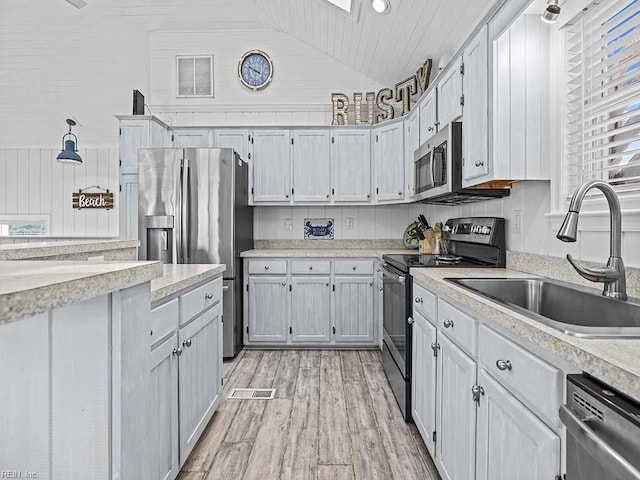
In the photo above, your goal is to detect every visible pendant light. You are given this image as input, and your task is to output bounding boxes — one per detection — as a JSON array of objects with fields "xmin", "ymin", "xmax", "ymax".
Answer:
[
  {"xmin": 56, "ymin": 118, "xmax": 82, "ymax": 165},
  {"xmin": 541, "ymin": 0, "xmax": 561, "ymax": 23}
]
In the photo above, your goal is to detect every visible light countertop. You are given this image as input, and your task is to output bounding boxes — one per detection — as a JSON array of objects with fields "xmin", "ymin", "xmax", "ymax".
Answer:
[
  {"xmin": 0, "ymin": 260, "xmax": 162, "ymax": 326},
  {"xmin": 0, "ymin": 240, "xmax": 139, "ymax": 260},
  {"xmin": 150, "ymin": 264, "xmax": 226, "ymax": 303},
  {"xmin": 411, "ymin": 267, "xmax": 640, "ymax": 401},
  {"xmin": 241, "ymin": 248, "xmax": 415, "ymax": 259}
]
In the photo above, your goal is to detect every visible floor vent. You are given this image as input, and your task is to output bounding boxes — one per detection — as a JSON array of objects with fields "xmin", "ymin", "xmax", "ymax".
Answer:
[{"xmin": 228, "ymin": 388, "xmax": 276, "ymax": 400}]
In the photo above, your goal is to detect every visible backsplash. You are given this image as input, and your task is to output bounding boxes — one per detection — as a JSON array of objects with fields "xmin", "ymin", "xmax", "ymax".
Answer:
[{"xmin": 254, "ymin": 181, "xmax": 640, "ymax": 268}]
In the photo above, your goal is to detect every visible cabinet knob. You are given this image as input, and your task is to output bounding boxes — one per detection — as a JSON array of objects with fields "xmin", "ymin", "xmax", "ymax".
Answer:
[
  {"xmin": 183, "ymin": 339, "xmax": 192, "ymax": 348},
  {"xmin": 205, "ymin": 293, "xmax": 213, "ymax": 300},
  {"xmin": 398, "ymin": 191, "xmax": 402, "ymax": 196},
  {"xmin": 475, "ymin": 160, "xmax": 484, "ymax": 167},
  {"xmin": 407, "ymin": 317, "xmax": 415, "ymax": 325},
  {"xmin": 264, "ymin": 265, "xmax": 269, "ymax": 270},
  {"xmin": 415, "ymin": 297, "xmax": 423, "ymax": 304},
  {"xmin": 443, "ymin": 319, "xmax": 454, "ymax": 328},
  {"xmin": 285, "ymin": 194, "xmax": 290, "ymax": 198},
  {"xmin": 173, "ymin": 347, "xmax": 182, "ymax": 357},
  {"xmin": 281, "ymin": 282, "xmax": 286, "ymax": 286},
  {"xmin": 428, "ymin": 126, "xmax": 434, "ymax": 132},
  {"xmin": 326, "ymin": 194, "xmax": 330, "ymax": 198},
  {"xmin": 367, "ymin": 194, "xmax": 371, "ymax": 198},
  {"xmin": 496, "ymin": 359, "xmax": 512, "ymax": 371},
  {"xmin": 379, "ymin": 287, "xmax": 383, "ymax": 291},
  {"xmin": 309, "ymin": 266, "xmax": 313, "ymax": 270},
  {"xmin": 352, "ymin": 266, "xmax": 357, "ymax": 271}
]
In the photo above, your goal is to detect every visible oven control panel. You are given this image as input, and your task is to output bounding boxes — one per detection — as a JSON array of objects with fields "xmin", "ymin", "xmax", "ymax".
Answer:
[{"xmin": 443, "ymin": 217, "xmax": 504, "ymax": 246}]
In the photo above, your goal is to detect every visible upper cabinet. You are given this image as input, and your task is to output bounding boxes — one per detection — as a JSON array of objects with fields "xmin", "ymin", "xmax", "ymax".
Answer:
[
  {"xmin": 171, "ymin": 129, "xmax": 212, "ymax": 148},
  {"xmin": 292, "ymin": 130, "xmax": 331, "ymax": 202},
  {"xmin": 213, "ymin": 129, "xmax": 251, "ymax": 163},
  {"xmin": 419, "ymin": 89, "xmax": 438, "ymax": 146},
  {"xmin": 252, "ymin": 130, "xmax": 292, "ymax": 203},
  {"xmin": 462, "ymin": 26, "xmax": 490, "ymax": 182},
  {"xmin": 437, "ymin": 56, "xmax": 464, "ymax": 126},
  {"xmin": 119, "ymin": 116, "xmax": 171, "ymax": 174},
  {"xmin": 405, "ymin": 110, "xmax": 420, "ymax": 198},
  {"xmin": 331, "ymin": 129, "xmax": 372, "ymax": 202},
  {"xmin": 373, "ymin": 121, "xmax": 405, "ymax": 202}
]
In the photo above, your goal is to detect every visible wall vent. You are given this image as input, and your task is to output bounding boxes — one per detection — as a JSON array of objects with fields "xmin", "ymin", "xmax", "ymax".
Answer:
[{"xmin": 228, "ymin": 388, "xmax": 276, "ymax": 400}]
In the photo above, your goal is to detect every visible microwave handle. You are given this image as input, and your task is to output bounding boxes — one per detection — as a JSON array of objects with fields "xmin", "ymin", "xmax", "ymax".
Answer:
[{"xmin": 431, "ymin": 152, "xmax": 436, "ymax": 187}]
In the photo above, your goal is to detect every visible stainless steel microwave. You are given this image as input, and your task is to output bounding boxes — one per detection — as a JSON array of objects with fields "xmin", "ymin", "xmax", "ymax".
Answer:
[{"xmin": 413, "ymin": 121, "xmax": 510, "ymax": 204}]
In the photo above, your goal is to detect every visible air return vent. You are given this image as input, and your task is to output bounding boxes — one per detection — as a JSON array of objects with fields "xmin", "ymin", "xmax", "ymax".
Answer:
[
  {"xmin": 228, "ymin": 388, "xmax": 276, "ymax": 400},
  {"xmin": 573, "ymin": 392, "xmax": 604, "ymax": 420}
]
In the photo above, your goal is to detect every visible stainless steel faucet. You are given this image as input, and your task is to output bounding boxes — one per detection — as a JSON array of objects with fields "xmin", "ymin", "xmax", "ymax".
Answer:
[{"xmin": 557, "ymin": 180, "xmax": 627, "ymax": 300}]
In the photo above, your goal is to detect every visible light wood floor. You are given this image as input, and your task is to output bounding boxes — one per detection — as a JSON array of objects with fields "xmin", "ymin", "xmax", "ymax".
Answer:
[{"xmin": 179, "ymin": 349, "xmax": 440, "ymax": 480}]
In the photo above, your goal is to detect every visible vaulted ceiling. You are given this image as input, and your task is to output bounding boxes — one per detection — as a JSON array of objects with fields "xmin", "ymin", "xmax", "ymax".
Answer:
[{"xmin": 82, "ymin": 0, "xmax": 498, "ymax": 85}]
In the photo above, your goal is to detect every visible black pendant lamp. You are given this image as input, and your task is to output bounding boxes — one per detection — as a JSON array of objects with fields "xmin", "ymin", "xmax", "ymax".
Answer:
[{"xmin": 56, "ymin": 118, "xmax": 82, "ymax": 164}]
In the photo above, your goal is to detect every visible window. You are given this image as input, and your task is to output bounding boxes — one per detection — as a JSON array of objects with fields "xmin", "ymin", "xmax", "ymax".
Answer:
[
  {"xmin": 0, "ymin": 215, "xmax": 50, "ymax": 237},
  {"xmin": 176, "ymin": 55, "xmax": 214, "ymax": 98},
  {"xmin": 565, "ymin": 0, "xmax": 640, "ymax": 197}
]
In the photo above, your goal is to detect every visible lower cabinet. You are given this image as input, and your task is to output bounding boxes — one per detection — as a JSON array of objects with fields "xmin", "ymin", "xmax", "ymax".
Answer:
[
  {"xmin": 334, "ymin": 276, "xmax": 375, "ymax": 343},
  {"xmin": 291, "ymin": 276, "xmax": 332, "ymax": 343},
  {"xmin": 247, "ymin": 276, "xmax": 289, "ymax": 343},
  {"xmin": 437, "ymin": 333, "xmax": 477, "ymax": 480},
  {"xmin": 411, "ymin": 310, "xmax": 437, "ymax": 456},
  {"xmin": 476, "ymin": 369, "xmax": 560, "ymax": 480}
]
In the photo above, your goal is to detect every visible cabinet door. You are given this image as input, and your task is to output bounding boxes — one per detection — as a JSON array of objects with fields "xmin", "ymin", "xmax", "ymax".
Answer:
[
  {"xmin": 171, "ymin": 129, "xmax": 211, "ymax": 147},
  {"xmin": 331, "ymin": 129, "xmax": 372, "ymax": 202},
  {"xmin": 290, "ymin": 276, "xmax": 331, "ymax": 343},
  {"xmin": 412, "ymin": 311, "xmax": 437, "ymax": 457},
  {"xmin": 476, "ymin": 369, "xmax": 561, "ymax": 480},
  {"xmin": 437, "ymin": 333, "xmax": 477, "ymax": 480},
  {"xmin": 462, "ymin": 25, "xmax": 489, "ymax": 182},
  {"xmin": 247, "ymin": 276, "xmax": 289, "ymax": 343},
  {"xmin": 419, "ymin": 89, "xmax": 438, "ymax": 145},
  {"xmin": 120, "ymin": 173, "xmax": 139, "ymax": 241},
  {"xmin": 120, "ymin": 119, "xmax": 150, "ymax": 174},
  {"xmin": 252, "ymin": 130, "xmax": 291, "ymax": 202},
  {"xmin": 405, "ymin": 112, "xmax": 420, "ymax": 198},
  {"xmin": 213, "ymin": 129, "xmax": 251, "ymax": 163},
  {"xmin": 149, "ymin": 333, "xmax": 179, "ymax": 480},
  {"xmin": 373, "ymin": 122, "xmax": 405, "ymax": 202},
  {"xmin": 437, "ymin": 56, "xmax": 463, "ymax": 125},
  {"xmin": 292, "ymin": 130, "xmax": 331, "ymax": 202},
  {"xmin": 178, "ymin": 304, "xmax": 222, "ymax": 464},
  {"xmin": 334, "ymin": 276, "xmax": 375, "ymax": 343}
]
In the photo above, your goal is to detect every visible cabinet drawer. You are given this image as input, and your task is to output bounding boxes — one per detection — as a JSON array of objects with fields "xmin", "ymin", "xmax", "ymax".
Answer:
[
  {"xmin": 413, "ymin": 283, "xmax": 437, "ymax": 323},
  {"xmin": 291, "ymin": 260, "xmax": 331, "ymax": 275},
  {"xmin": 438, "ymin": 299, "xmax": 477, "ymax": 357},
  {"xmin": 248, "ymin": 260, "xmax": 287, "ymax": 275},
  {"xmin": 150, "ymin": 298, "xmax": 179, "ymax": 347},
  {"xmin": 480, "ymin": 326, "xmax": 562, "ymax": 427},
  {"xmin": 335, "ymin": 260, "xmax": 374, "ymax": 275},
  {"xmin": 180, "ymin": 277, "xmax": 222, "ymax": 325}
]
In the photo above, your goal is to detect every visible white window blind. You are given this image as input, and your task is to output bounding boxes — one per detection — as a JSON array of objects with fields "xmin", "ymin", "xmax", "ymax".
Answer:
[
  {"xmin": 565, "ymin": 0, "xmax": 640, "ymax": 197},
  {"xmin": 176, "ymin": 55, "xmax": 213, "ymax": 98}
]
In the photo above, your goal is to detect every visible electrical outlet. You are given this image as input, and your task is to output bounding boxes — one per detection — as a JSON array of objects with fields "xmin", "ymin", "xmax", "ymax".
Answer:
[
  {"xmin": 284, "ymin": 218, "xmax": 293, "ymax": 231},
  {"xmin": 346, "ymin": 217, "xmax": 355, "ymax": 230},
  {"xmin": 513, "ymin": 210, "xmax": 522, "ymax": 234}
]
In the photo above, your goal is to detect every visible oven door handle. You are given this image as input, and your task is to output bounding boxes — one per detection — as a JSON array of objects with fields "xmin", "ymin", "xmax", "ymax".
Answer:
[
  {"xmin": 560, "ymin": 405, "xmax": 640, "ymax": 480},
  {"xmin": 382, "ymin": 267, "xmax": 405, "ymax": 284}
]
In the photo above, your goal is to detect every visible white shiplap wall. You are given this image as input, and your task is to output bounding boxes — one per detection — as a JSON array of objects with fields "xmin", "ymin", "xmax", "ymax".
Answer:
[
  {"xmin": 0, "ymin": 149, "xmax": 119, "ymax": 239},
  {"xmin": 255, "ymin": 182, "xmax": 640, "ymax": 268},
  {"xmin": 148, "ymin": 29, "xmax": 386, "ymax": 126}
]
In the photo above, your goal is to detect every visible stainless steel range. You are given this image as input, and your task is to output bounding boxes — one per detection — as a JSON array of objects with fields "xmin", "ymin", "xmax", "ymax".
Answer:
[{"xmin": 380, "ymin": 217, "xmax": 506, "ymax": 421}]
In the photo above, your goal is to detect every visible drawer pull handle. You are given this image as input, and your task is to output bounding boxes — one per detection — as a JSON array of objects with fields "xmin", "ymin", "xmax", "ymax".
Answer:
[
  {"xmin": 309, "ymin": 266, "xmax": 313, "ymax": 270},
  {"xmin": 183, "ymin": 339, "xmax": 192, "ymax": 348},
  {"xmin": 496, "ymin": 359, "xmax": 512, "ymax": 371},
  {"xmin": 352, "ymin": 266, "xmax": 357, "ymax": 271},
  {"xmin": 443, "ymin": 319, "xmax": 454, "ymax": 328},
  {"xmin": 415, "ymin": 297, "xmax": 423, "ymax": 304},
  {"xmin": 264, "ymin": 265, "xmax": 270, "ymax": 270},
  {"xmin": 173, "ymin": 347, "xmax": 182, "ymax": 357},
  {"xmin": 205, "ymin": 293, "xmax": 213, "ymax": 300}
]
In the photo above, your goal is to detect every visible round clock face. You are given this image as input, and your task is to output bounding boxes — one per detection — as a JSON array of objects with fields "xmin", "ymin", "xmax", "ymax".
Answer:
[{"xmin": 238, "ymin": 50, "xmax": 273, "ymax": 90}]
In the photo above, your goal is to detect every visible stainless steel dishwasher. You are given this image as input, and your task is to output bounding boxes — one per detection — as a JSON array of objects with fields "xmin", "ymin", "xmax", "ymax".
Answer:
[{"xmin": 561, "ymin": 374, "xmax": 640, "ymax": 479}]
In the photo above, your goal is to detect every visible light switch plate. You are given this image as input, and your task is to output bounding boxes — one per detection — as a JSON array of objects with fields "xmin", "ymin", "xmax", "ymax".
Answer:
[
  {"xmin": 284, "ymin": 218, "xmax": 293, "ymax": 231},
  {"xmin": 513, "ymin": 210, "xmax": 522, "ymax": 234},
  {"xmin": 346, "ymin": 217, "xmax": 355, "ymax": 230}
]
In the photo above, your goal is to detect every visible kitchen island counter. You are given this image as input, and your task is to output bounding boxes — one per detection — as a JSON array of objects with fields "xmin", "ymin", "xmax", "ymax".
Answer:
[
  {"xmin": 0, "ymin": 239, "xmax": 139, "ymax": 261},
  {"xmin": 412, "ymin": 267, "xmax": 640, "ymax": 401},
  {"xmin": 150, "ymin": 263, "xmax": 226, "ymax": 303}
]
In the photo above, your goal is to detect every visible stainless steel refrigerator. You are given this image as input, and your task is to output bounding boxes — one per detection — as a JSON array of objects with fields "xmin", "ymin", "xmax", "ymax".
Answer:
[{"xmin": 138, "ymin": 148, "xmax": 253, "ymax": 358}]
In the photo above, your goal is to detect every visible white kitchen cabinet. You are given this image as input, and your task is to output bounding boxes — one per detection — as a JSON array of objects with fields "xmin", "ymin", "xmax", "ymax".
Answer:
[
  {"xmin": 178, "ymin": 303, "xmax": 222, "ymax": 464},
  {"xmin": 437, "ymin": 332, "xmax": 477, "ymax": 480},
  {"xmin": 476, "ymin": 369, "xmax": 561, "ymax": 480},
  {"xmin": 331, "ymin": 128, "xmax": 372, "ymax": 202},
  {"xmin": 462, "ymin": 25, "xmax": 490, "ymax": 183},
  {"xmin": 405, "ymin": 110, "xmax": 420, "ymax": 198},
  {"xmin": 419, "ymin": 88, "xmax": 438, "ymax": 145},
  {"xmin": 252, "ymin": 129, "xmax": 291, "ymax": 203},
  {"xmin": 213, "ymin": 128, "xmax": 252, "ymax": 163},
  {"xmin": 247, "ymin": 275, "xmax": 289, "ymax": 343},
  {"xmin": 373, "ymin": 121, "xmax": 405, "ymax": 202},
  {"xmin": 411, "ymin": 310, "xmax": 437, "ymax": 456},
  {"xmin": 118, "ymin": 115, "xmax": 170, "ymax": 174},
  {"xmin": 171, "ymin": 129, "xmax": 212, "ymax": 148},
  {"xmin": 149, "ymin": 333, "xmax": 179, "ymax": 480},
  {"xmin": 292, "ymin": 130, "xmax": 331, "ymax": 202},
  {"xmin": 120, "ymin": 173, "xmax": 139, "ymax": 241},
  {"xmin": 333, "ymin": 276, "xmax": 375, "ymax": 343},
  {"xmin": 437, "ymin": 56, "xmax": 464, "ymax": 126},
  {"xmin": 290, "ymin": 276, "xmax": 332, "ymax": 342}
]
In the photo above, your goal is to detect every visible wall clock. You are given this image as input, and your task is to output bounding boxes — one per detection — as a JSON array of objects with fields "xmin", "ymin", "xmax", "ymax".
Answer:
[{"xmin": 238, "ymin": 50, "xmax": 273, "ymax": 91}]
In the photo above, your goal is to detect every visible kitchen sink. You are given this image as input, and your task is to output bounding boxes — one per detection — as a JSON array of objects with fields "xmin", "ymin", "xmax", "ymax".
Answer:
[{"xmin": 445, "ymin": 277, "xmax": 640, "ymax": 338}]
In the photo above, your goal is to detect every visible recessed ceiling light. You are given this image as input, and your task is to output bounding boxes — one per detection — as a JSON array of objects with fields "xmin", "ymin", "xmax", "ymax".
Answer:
[{"xmin": 372, "ymin": 0, "xmax": 391, "ymax": 14}]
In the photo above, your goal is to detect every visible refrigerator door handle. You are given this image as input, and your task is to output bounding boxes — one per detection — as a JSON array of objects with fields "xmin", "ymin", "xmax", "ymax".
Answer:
[
  {"xmin": 180, "ymin": 157, "xmax": 190, "ymax": 264},
  {"xmin": 175, "ymin": 158, "xmax": 184, "ymax": 263}
]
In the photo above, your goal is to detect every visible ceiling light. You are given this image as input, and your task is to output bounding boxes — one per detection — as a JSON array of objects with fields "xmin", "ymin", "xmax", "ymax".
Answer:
[
  {"xmin": 56, "ymin": 119, "xmax": 82, "ymax": 165},
  {"xmin": 371, "ymin": 0, "xmax": 390, "ymax": 14},
  {"xmin": 541, "ymin": 0, "xmax": 561, "ymax": 23}
]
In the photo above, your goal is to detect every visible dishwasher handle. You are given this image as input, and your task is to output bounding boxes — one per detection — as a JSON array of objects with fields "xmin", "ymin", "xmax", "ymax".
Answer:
[{"xmin": 560, "ymin": 405, "xmax": 640, "ymax": 480}]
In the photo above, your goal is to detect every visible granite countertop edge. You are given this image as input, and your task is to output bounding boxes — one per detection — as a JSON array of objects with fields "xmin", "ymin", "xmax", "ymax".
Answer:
[
  {"xmin": 240, "ymin": 248, "xmax": 416, "ymax": 258},
  {"xmin": 0, "ymin": 240, "xmax": 140, "ymax": 260},
  {"xmin": 150, "ymin": 264, "xmax": 227, "ymax": 303},
  {"xmin": 411, "ymin": 268, "xmax": 640, "ymax": 401}
]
